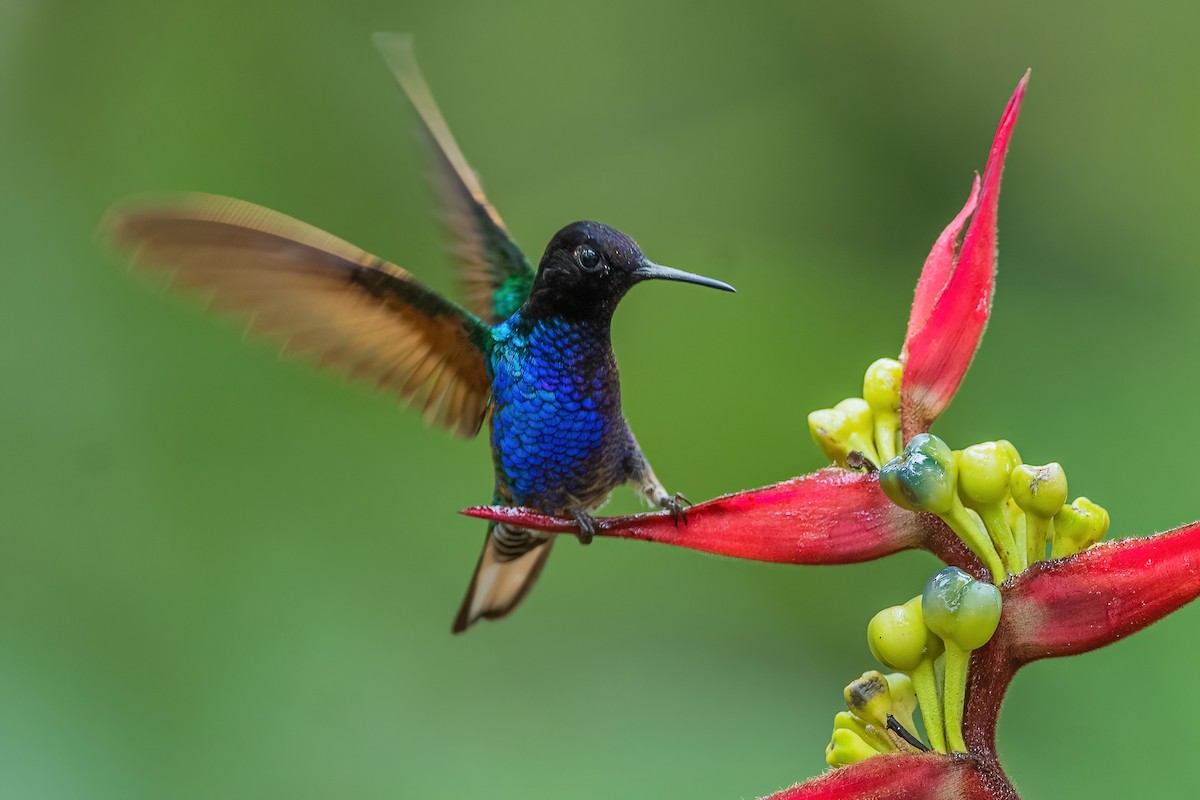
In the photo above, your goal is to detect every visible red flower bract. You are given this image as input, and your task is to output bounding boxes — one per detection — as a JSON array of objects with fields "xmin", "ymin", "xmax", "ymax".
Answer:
[
  {"xmin": 900, "ymin": 72, "xmax": 1027, "ymax": 439},
  {"xmin": 466, "ymin": 470, "xmax": 924, "ymax": 564},
  {"xmin": 761, "ymin": 753, "xmax": 1009, "ymax": 800},
  {"xmin": 1002, "ymin": 520, "xmax": 1200, "ymax": 662},
  {"xmin": 904, "ymin": 176, "xmax": 980, "ymax": 362}
]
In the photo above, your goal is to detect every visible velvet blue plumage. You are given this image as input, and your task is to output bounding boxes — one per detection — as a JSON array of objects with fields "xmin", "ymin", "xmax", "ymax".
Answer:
[{"xmin": 490, "ymin": 314, "xmax": 631, "ymax": 512}]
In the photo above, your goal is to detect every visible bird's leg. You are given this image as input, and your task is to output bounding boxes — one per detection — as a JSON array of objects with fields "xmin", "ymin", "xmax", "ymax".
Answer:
[
  {"xmin": 660, "ymin": 492, "xmax": 691, "ymax": 526},
  {"xmin": 571, "ymin": 509, "xmax": 598, "ymax": 545},
  {"xmin": 627, "ymin": 444, "xmax": 690, "ymax": 527}
]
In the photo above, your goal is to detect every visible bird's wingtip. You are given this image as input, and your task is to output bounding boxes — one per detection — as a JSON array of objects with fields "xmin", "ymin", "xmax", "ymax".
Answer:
[{"xmin": 371, "ymin": 31, "xmax": 415, "ymax": 62}]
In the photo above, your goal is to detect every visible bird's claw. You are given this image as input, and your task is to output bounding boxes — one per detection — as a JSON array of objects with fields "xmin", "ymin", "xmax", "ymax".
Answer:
[
  {"xmin": 662, "ymin": 492, "xmax": 692, "ymax": 527},
  {"xmin": 572, "ymin": 510, "xmax": 598, "ymax": 545}
]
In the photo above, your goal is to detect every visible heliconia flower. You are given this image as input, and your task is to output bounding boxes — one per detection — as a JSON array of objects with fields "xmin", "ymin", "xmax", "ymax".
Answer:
[{"xmin": 465, "ymin": 72, "xmax": 1200, "ymax": 798}]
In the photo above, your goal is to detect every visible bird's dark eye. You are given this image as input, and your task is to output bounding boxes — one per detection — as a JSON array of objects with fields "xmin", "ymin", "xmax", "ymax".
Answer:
[{"xmin": 575, "ymin": 245, "xmax": 601, "ymax": 271}]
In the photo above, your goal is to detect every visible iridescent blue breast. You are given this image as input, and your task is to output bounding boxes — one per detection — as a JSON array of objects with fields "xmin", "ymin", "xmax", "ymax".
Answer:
[{"xmin": 488, "ymin": 315, "xmax": 633, "ymax": 512}]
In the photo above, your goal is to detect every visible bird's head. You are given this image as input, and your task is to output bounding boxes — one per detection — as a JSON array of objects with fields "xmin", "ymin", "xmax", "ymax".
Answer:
[{"xmin": 524, "ymin": 221, "xmax": 734, "ymax": 320}]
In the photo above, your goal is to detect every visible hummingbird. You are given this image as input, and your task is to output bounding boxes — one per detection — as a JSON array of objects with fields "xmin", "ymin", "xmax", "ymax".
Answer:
[{"xmin": 105, "ymin": 34, "xmax": 735, "ymax": 632}]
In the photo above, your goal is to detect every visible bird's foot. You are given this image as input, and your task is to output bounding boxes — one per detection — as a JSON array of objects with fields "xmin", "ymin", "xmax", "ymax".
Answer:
[
  {"xmin": 571, "ymin": 509, "xmax": 598, "ymax": 545},
  {"xmin": 660, "ymin": 492, "xmax": 692, "ymax": 527}
]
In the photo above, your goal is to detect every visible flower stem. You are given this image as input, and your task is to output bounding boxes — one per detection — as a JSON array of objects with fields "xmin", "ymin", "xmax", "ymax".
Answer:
[
  {"xmin": 1025, "ymin": 513, "xmax": 1051, "ymax": 566},
  {"xmin": 1012, "ymin": 515, "xmax": 1028, "ymax": 571},
  {"xmin": 942, "ymin": 496, "xmax": 1007, "ymax": 583},
  {"xmin": 942, "ymin": 643, "xmax": 970, "ymax": 753},
  {"xmin": 910, "ymin": 658, "xmax": 946, "ymax": 753},
  {"xmin": 978, "ymin": 506, "xmax": 1020, "ymax": 575},
  {"xmin": 874, "ymin": 419, "xmax": 898, "ymax": 463}
]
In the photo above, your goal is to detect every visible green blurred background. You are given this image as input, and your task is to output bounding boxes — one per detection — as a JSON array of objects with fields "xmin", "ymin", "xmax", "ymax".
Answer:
[{"xmin": 3, "ymin": 2, "xmax": 1199, "ymax": 797}]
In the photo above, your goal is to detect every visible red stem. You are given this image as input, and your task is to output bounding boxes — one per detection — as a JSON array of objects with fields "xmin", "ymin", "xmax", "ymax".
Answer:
[
  {"xmin": 962, "ymin": 628, "xmax": 1019, "ymax": 768},
  {"xmin": 919, "ymin": 513, "xmax": 988, "ymax": 580}
]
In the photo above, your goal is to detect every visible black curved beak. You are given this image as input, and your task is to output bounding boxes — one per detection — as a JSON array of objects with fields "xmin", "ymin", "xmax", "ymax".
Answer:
[{"xmin": 633, "ymin": 259, "xmax": 736, "ymax": 293}]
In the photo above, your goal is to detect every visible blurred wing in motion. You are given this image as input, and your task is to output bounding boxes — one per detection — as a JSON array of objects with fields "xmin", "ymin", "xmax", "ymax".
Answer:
[
  {"xmin": 106, "ymin": 193, "xmax": 494, "ymax": 437},
  {"xmin": 374, "ymin": 32, "xmax": 535, "ymax": 324}
]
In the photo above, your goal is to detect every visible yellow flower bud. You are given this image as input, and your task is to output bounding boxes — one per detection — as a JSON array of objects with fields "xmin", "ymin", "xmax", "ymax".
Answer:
[
  {"xmin": 1051, "ymin": 497, "xmax": 1111, "ymax": 558},
  {"xmin": 959, "ymin": 442, "xmax": 1014, "ymax": 506},
  {"xmin": 865, "ymin": 596, "xmax": 946, "ymax": 752},
  {"xmin": 808, "ymin": 404, "xmax": 880, "ymax": 469},
  {"xmin": 996, "ymin": 439, "xmax": 1022, "ymax": 470},
  {"xmin": 834, "ymin": 397, "xmax": 881, "ymax": 466},
  {"xmin": 1010, "ymin": 462, "xmax": 1068, "ymax": 564},
  {"xmin": 957, "ymin": 442, "xmax": 1020, "ymax": 572},
  {"xmin": 826, "ymin": 727, "xmax": 879, "ymax": 768},
  {"xmin": 863, "ymin": 358, "xmax": 902, "ymax": 462},
  {"xmin": 867, "ymin": 600, "xmax": 930, "ymax": 673},
  {"xmin": 884, "ymin": 672, "xmax": 919, "ymax": 736},
  {"xmin": 1010, "ymin": 463, "xmax": 1068, "ymax": 519},
  {"xmin": 922, "ymin": 567, "xmax": 1003, "ymax": 752},
  {"xmin": 809, "ymin": 408, "xmax": 852, "ymax": 465},
  {"xmin": 833, "ymin": 711, "xmax": 892, "ymax": 753},
  {"xmin": 844, "ymin": 671, "xmax": 893, "ymax": 730}
]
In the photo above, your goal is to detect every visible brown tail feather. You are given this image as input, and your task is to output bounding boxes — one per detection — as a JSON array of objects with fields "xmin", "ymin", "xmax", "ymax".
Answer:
[{"xmin": 452, "ymin": 528, "xmax": 554, "ymax": 633}]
